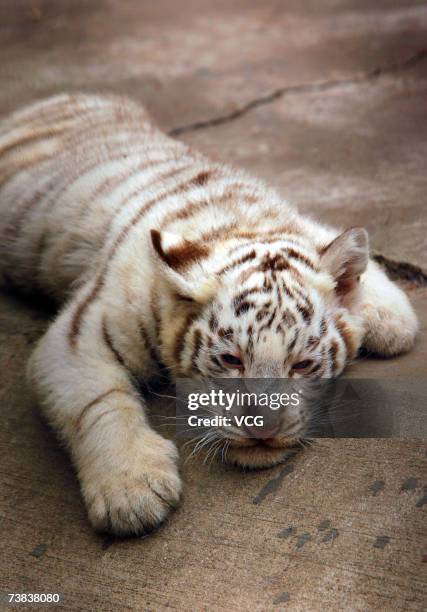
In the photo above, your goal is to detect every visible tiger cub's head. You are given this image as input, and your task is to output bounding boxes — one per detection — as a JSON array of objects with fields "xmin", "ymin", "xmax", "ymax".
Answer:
[{"xmin": 150, "ymin": 227, "xmax": 369, "ymax": 467}]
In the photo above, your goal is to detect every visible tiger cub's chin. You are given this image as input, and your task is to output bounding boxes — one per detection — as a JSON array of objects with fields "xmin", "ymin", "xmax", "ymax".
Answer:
[{"xmin": 225, "ymin": 438, "xmax": 300, "ymax": 469}]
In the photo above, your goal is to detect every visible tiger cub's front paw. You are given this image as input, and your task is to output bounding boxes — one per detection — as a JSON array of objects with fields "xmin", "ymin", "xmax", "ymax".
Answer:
[{"xmin": 80, "ymin": 434, "xmax": 181, "ymax": 536}]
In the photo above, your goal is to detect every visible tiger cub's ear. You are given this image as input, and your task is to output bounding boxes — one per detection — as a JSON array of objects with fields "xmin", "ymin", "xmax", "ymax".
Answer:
[
  {"xmin": 150, "ymin": 229, "xmax": 218, "ymax": 303},
  {"xmin": 320, "ymin": 228, "xmax": 369, "ymax": 297}
]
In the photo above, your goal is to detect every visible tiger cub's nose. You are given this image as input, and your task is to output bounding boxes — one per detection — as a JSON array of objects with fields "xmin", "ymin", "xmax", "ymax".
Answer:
[{"xmin": 244, "ymin": 420, "xmax": 281, "ymax": 440}]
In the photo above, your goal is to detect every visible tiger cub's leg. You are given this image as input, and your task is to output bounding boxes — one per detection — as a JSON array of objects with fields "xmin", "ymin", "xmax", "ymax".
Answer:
[
  {"xmin": 27, "ymin": 291, "xmax": 181, "ymax": 535},
  {"xmin": 359, "ymin": 261, "xmax": 418, "ymax": 356}
]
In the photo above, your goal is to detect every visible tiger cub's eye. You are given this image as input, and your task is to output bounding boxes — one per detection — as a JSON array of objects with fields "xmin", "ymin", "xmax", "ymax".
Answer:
[
  {"xmin": 292, "ymin": 359, "xmax": 313, "ymax": 371},
  {"xmin": 220, "ymin": 354, "xmax": 244, "ymax": 369}
]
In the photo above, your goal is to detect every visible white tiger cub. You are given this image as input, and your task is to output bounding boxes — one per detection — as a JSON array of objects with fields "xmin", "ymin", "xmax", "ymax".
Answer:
[{"xmin": 0, "ymin": 94, "xmax": 418, "ymax": 535}]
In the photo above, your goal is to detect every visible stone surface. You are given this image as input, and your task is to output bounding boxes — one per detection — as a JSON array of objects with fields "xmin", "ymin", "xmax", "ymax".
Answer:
[
  {"xmin": 1, "ymin": 1, "xmax": 427, "ymax": 129},
  {"xmin": 0, "ymin": 1, "xmax": 426, "ymax": 611}
]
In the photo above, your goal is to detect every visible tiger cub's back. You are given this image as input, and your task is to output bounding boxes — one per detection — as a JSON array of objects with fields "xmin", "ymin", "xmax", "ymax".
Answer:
[{"xmin": 0, "ymin": 93, "xmax": 173, "ymax": 299}]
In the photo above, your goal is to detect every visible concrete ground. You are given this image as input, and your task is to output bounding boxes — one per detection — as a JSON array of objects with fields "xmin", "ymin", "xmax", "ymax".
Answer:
[{"xmin": 0, "ymin": 1, "xmax": 426, "ymax": 610}]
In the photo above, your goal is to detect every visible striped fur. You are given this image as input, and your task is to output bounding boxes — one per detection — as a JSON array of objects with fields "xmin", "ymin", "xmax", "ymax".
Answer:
[{"xmin": 0, "ymin": 94, "xmax": 418, "ymax": 535}]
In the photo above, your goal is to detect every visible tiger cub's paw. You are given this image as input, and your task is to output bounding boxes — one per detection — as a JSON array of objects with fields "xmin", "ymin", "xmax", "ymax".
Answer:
[
  {"xmin": 81, "ymin": 434, "xmax": 181, "ymax": 536},
  {"xmin": 362, "ymin": 301, "xmax": 418, "ymax": 357}
]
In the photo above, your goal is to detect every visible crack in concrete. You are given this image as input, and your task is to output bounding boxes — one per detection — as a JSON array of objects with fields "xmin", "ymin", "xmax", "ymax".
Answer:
[
  {"xmin": 169, "ymin": 48, "xmax": 427, "ymax": 136},
  {"xmin": 373, "ymin": 253, "xmax": 427, "ymax": 287}
]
